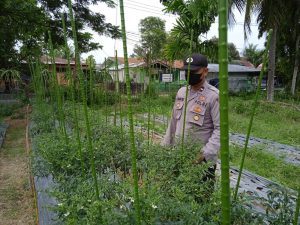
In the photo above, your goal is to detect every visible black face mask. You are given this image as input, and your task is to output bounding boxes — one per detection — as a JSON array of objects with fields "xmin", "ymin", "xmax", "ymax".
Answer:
[{"xmin": 186, "ymin": 73, "xmax": 203, "ymax": 85}]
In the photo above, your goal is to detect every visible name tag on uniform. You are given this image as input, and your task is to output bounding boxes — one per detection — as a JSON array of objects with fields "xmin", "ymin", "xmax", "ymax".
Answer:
[{"xmin": 194, "ymin": 100, "xmax": 207, "ymax": 107}]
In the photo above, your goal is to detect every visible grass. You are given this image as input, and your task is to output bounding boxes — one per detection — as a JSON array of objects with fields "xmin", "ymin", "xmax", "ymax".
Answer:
[
  {"xmin": 93, "ymin": 93, "xmax": 300, "ymax": 148},
  {"xmin": 229, "ymin": 96, "xmax": 300, "ymax": 147},
  {"xmin": 229, "ymin": 144, "xmax": 300, "ymax": 190}
]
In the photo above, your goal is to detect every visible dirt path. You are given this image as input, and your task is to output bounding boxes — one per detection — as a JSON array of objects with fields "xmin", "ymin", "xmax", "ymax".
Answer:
[{"xmin": 0, "ymin": 110, "xmax": 35, "ymax": 225}]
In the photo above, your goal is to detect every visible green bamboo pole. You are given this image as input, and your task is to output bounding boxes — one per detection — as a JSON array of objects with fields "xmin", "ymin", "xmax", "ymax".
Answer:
[
  {"xmin": 294, "ymin": 187, "xmax": 300, "ymax": 225},
  {"xmin": 48, "ymin": 31, "xmax": 68, "ymax": 145},
  {"xmin": 89, "ymin": 58, "xmax": 94, "ymax": 108},
  {"xmin": 61, "ymin": 13, "xmax": 84, "ymax": 175},
  {"xmin": 218, "ymin": 0, "xmax": 231, "ymax": 224},
  {"xmin": 233, "ymin": 29, "xmax": 273, "ymax": 201},
  {"xmin": 113, "ymin": 62, "xmax": 117, "ymax": 126},
  {"xmin": 103, "ymin": 58, "xmax": 108, "ymax": 126},
  {"xmin": 147, "ymin": 55, "xmax": 152, "ymax": 148},
  {"xmin": 119, "ymin": 0, "xmax": 142, "ymax": 224},
  {"xmin": 115, "ymin": 50, "xmax": 123, "ymax": 135},
  {"xmin": 181, "ymin": 30, "xmax": 193, "ymax": 154},
  {"xmin": 67, "ymin": 1, "xmax": 102, "ymax": 221}
]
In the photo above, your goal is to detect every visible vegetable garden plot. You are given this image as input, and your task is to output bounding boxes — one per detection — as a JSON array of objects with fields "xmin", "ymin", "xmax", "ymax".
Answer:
[
  {"xmin": 29, "ymin": 101, "xmax": 299, "ymax": 225},
  {"xmin": 23, "ymin": 0, "xmax": 299, "ymax": 223},
  {"xmin": 123, "ymin": 118, "xmax": 299, "ymax": 208},
  {"xmin": 137, "ymin": 113, "xmax": 300, "ymax": 166}
]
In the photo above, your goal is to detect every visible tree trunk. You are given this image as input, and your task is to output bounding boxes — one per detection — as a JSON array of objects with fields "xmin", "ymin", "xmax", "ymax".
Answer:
[
  {"xmin": 291, "ymin": 34, "xmax": 300, "ymax": 95},
  {"xmin": 267, "ymin": 26, "xmax": 277, "ymax": 102}
]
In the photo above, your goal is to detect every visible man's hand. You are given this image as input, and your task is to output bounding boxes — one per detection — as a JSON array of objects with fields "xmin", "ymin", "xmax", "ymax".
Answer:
[{"xmin": 193, "ymin": 152, "xmax": 205, "ymax": 164}]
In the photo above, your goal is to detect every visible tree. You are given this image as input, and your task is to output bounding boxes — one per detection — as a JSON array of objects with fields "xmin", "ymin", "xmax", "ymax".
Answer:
[
  {"xmin": 231, "ymin": 0, "xmax": 287, "ymax": 101},
  {"xmin": 86, "ymin": 55, "xmax": 96, "ymax": 68},
  {"xmin": 208, "ymin": 37, "xmax": 240, "ymax": 62},
  {"xmin": 0, "ymin": 0, "xmax": 121, "ymax": 69},
  {"xmin": 242, "ymin": 44, "xmax": 264, "ymax": 67},
  {"xmin": 39, "ymin": 0, "xmax": 121, "ymax": 52},
  {"xmin": 133, "ymin": 17, "xmax": 167, "ymax": 61},
  {"xmin": 0, "ymin": 0, "xmax": 45, "ymax": 68},
  {"xmin": 160, "ymin": 0, "xmax": 218, "ymax": 61}
]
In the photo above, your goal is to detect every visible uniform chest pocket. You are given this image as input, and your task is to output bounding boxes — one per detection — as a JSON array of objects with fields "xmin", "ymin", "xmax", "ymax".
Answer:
[
  {"xmin": 188, "ymin": 105, "xmax": 207, "ymax": 126},
  {"xmin": 174, "ymin": 101, "xmax": 184, "ymax": 119}
]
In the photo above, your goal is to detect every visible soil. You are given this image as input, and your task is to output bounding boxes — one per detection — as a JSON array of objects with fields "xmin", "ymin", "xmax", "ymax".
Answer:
[{"xmin": 0, "ymin": 107, "xmax": 36, "ymax": 225}]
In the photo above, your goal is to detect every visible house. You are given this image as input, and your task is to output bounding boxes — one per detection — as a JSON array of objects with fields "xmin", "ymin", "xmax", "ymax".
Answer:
[
  {"xmin": 107, "ymin": 57, "xmax": 261, "ymax": 92},
  {"xmin": 107, "ymin": 58, "xmax": 174, "ymax": 84},
  {"xmin": 40, "ymin": 56, "xmax": 88, "ymax": 85}
]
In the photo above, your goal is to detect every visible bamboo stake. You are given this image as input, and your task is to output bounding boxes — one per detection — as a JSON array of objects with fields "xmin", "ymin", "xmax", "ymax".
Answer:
[
  {"xmin": 233, "ymin": 29, "xmax": 273, "ymax": 201},
  {"xmin": 147, "ymin": 55, "xmax": 152, "ymax": 149},
  {"xmin": 218, "ymin": 0, "xmax": 230, "ymax": 223},
  {"xmin": 181, "ymin": 30, "xmax": 193, "ymax": 154},
  {"xmin": 294, "ymin": 187, "xmax": 300, "ymax": 225},
  {"xmin": 119, "ymin": 0, "xmax": 142, "ymax": 223},
  {"xmin": 48, "ymin": 31, "xmax": 68, "ymax": 145},
  {"xmin": 115, "ymin": 50, "xmax": 123, "ymax": 135},
  {"xmin": 61, "ymin": 13, "xmax": 84, "ymax": 174},
  {"xmin": 67, "ymin": 0, "xmax": 102, "ymax": 221}
]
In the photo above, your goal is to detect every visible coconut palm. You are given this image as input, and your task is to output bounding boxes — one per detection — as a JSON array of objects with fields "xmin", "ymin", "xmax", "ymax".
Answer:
[{"xmin": 230, "ymin": 0, "xmax": 287, "ymax": 101}]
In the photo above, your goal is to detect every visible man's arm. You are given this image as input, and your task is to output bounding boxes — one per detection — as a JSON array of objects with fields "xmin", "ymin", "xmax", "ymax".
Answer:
[{"xmin": 202, "ymin": 95, "xmax": 220, "ymax": 162}]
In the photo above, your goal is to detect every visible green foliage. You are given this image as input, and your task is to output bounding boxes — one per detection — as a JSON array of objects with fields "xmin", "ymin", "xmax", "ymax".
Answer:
[
  {"xmin": 0, "ymin": 0, "xmax": 45, "ymax": 68},
  {"xmin": 205, "ymin": 37, "xmax": 240, "ymax": 63},
  {"xmin": 229, "ymin": 96, "xmax": 300, "ymax": 147},
  {"xmin": 242, "ymin": 44, "xmax": 264, "ymax": 67},
  {"xmin": 162, "ymin": 0, "xmax": 218, "ymax": 60},
  {"xmin": 229, "ymin": 145, "xmax": 300, "ymax": 190},
  {"xmin": 30, "ymin": 102, "xmax": 266, "ymax": 224},
  {"xmin": 144, "ymin": 83, "xmax": 159, "ymax": 98},
  {"xmin": 262, "ymin": 185, "xmax": 297, "ymax": 225},
  {"xmin": 0, "ymin": 103, "xmax": 22, "ymax": 121},
  {"xmin": 133, "ymin": 17, "xmax": 167, "ymax": 61}
]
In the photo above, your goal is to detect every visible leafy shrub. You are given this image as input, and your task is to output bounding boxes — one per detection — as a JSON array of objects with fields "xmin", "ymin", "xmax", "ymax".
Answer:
[{"xmin": 0, "ymin": 103, "xmax": 22, "ymax": 118}]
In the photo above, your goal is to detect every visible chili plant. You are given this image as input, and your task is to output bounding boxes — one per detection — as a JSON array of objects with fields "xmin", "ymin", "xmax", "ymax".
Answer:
[
  {"xmin": 233, "ymin": 29, "xmax": 273, "ymax": 201},
  {"xmin": 218, "ymin": 0, "xmax": 230, "ymax": 224},
  {"xmin": 119, "ymin": 0, "xmax": 142, "ymax": 223},
  {"xmin": 67, "ymin": 0, "xmax": 102, "ymax": 222}
]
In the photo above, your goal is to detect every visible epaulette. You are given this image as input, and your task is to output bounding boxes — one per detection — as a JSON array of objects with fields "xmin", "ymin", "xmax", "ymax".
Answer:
[
  {"xmin": 207, "ymin": 84, "xmax": 219, "ymax": 95},
  {"xmin": 177, "ymin": 86, "xmax": 187, "ymax": 98}
]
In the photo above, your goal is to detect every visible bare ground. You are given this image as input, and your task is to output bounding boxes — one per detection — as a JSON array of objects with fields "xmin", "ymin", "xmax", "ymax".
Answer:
[{"xmin": 0, "ymin": 108, "xmax": 35, "ymax": 225}]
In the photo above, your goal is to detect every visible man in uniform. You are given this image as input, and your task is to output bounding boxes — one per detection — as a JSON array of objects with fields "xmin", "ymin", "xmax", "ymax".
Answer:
[{"xmin": 162, "ymin": 53, "xmax": 220, "ymax": 182}]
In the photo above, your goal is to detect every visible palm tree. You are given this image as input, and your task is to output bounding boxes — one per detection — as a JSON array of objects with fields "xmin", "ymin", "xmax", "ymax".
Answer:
[
  {"xmin": 230, "ymin": 0, "xmax": 287, "ymax": 101},
  {"xmin": 161, "ymin": 0, "xmax": 218, "ymax": 60}
]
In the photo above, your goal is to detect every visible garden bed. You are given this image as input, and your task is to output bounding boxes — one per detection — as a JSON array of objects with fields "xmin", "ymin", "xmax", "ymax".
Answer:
[{"xmin": 29, "ymin": 102, "xmax": 299, "ymax": 225}]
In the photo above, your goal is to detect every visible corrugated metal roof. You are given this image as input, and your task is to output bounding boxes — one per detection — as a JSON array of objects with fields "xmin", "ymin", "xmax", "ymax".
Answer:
[{"xmin": 207, "ymin": 63, "xmax": 260, "ymax": 73}]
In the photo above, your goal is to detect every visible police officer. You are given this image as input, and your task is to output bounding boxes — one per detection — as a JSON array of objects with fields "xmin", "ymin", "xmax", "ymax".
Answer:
[{"xmin": 162, "ymin": 53, "xmax": 220, "ymax": 180}]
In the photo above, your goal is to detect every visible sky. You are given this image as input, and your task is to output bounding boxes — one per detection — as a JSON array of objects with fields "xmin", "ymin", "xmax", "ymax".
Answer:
[{"xmin": 81, "ymin": 0, "xmax": 265, "ymax": 64}]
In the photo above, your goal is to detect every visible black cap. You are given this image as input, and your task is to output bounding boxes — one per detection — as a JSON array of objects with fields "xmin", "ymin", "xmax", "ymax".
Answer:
[{"xmin": 182, "ymin": 53, "xmax": 208, "ymax": 71}]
